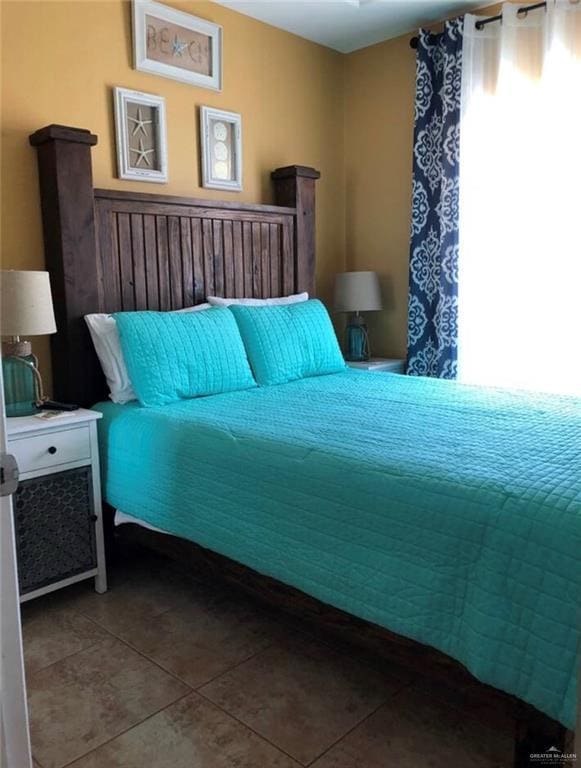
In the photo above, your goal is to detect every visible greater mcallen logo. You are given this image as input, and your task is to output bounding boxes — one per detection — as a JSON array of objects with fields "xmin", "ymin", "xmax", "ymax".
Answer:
[{"xmin": 529, "ymin": 745, "xmax": 577, "ymax": 765}]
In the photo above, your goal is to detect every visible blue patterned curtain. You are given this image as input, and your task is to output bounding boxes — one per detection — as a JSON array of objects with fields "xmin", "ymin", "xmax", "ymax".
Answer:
[{"xmin": 406, "ymin": 19, "xmax": 463, "ymax": 379}]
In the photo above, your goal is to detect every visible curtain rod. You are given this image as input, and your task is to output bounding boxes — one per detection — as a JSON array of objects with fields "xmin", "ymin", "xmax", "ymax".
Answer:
[{"xmin": 409, "ymin": 1, "xmax": 546, "ymax": 49}]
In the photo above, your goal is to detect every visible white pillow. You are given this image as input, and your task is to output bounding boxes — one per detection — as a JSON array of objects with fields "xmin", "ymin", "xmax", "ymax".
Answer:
[
  {"xmin": 207, "ymin": 292, "xmax": 308, "ymax": 307},
  {"xmin": 85, "ymin": 303, "xmax": 211, "ymax": 404}
]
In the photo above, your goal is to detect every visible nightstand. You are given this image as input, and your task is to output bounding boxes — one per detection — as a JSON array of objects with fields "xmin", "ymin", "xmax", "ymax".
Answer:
[
  {"xmin": 7, "ymin": 409, "xmax": 107, "ymax": 602},
  {"xmin": 346, "ymin": 357, "xmax": 405, "ymax": 374}
]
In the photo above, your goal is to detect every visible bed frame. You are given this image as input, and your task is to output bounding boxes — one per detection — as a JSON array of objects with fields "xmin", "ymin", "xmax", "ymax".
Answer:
[{"xmin": 29, "ymin": 123, "xmax": 569, "ymax": 766}]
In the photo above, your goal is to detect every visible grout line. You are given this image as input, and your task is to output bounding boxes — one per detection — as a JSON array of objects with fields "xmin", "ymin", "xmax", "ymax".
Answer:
[
  {"xmin": 195, "ymin": 687, "xmax": 304, "ymax": 766},
  {"xmin": 192, "ymin": 640, "xmax": 277, "ymax": 691},
  {"xmin": 194, "ymin": 646, "xmax": 416, "ymax": 768},
  {"xmin": 76, "ymin": 562, "xmax": 413, "ymax": 694},
  {"xmin": 303, "ymin": 676, "xmax": 417, "ymax": 766},
  {"xmin": 24, "ymin": 639, "xmax": 104, "ymax": 679},
  {"xmin": 78, "ymin": 617, "xmax": 196, "ymax": 692},
  {"xmin": 70, "ymin": 572, "xmax": 284, "ymax": 691},
  {"xmin": 75, "ymin": 601, "xmax": 176, "ymax": 632},
  {"xmin": 25, "ymin": 616, "xmax": 193, "ymax": 768},
  {"xmin": 77, "ymin": 598, "xmax": 281, "ymax": 692},
  {"xmin": 58, "ymin": 690, "xmax": 193, "ymax": 768},
  {"xmin": 303, "ymin": 697, "xmax": 389, "ymax": 767},
  {"xmin": 22, "ymin": 582, "xmax": 175, "ymax": 678}
]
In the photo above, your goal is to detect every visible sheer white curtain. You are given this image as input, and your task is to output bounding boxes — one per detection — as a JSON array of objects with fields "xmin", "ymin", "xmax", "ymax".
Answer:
[{"xmin": 458, "ymin": 1, "xmax": 581, "ymax": 395}]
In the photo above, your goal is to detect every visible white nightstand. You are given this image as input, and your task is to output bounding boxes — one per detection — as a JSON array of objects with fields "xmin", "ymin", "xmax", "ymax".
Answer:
[
  {"xmin": 6, "ymin": 408, "xmax": 107, "ymax": 602},
  {"xmin": 346, "ymin": 357, "xmax": 405, "ymax": 374}
]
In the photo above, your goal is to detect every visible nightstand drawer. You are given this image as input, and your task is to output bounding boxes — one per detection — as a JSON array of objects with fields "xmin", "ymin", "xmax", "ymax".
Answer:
[{"xmin": 10, "ymin": 426, "xmax": 91, "ymax": 474}]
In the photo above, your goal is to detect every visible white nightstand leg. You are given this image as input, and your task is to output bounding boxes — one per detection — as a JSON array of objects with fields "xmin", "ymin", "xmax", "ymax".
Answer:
[
  {"xmin": 93, "ymin": 515, "xmax": 108, "ymax": 593},
  {"xmin": 93, "ymin": 510, "xmax": 108, "ymax": 594},
  {"xmin": 94, "ymin": 571, "xmax": 107, "ymax": 594},
  {"xmin": 90, "ymin": 422, "xmax": 108, "ymax": 594}
]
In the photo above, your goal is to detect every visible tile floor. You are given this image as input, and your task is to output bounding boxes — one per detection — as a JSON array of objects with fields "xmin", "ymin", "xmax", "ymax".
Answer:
[{"xmin": 22, "ymin": 542, "xmax": 517, "ymax": 768}]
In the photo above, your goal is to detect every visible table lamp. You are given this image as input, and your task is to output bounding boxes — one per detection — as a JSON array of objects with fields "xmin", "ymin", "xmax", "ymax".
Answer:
[
  {"xmin": 334, "ymin": 271, "xmax": 382, "ymax": 362},
  {"xmin": 1, "ymin": 270, "xmax": 57, "ymax": 416}
]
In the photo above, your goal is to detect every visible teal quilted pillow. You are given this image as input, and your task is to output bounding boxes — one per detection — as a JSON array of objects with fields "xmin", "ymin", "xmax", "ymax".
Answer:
[
  {"xmin": 114, "ymin": 308, "xmax": 256, "ymax": 406},
  {"xmin": 230, "ymin": 299, "xmax": 345, "ymax": 386}
]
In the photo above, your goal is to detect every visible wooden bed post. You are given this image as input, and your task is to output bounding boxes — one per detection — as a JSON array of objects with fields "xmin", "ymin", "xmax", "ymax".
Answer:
[
  {"xmin": 272, "ymin": 165, "xmax": 320, "ymax": 296},
  {"xmin": 29, "ymin": 125, "xmax": 102, "ymax": 406}
]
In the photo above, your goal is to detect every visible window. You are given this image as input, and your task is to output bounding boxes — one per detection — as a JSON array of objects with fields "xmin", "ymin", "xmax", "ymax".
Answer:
[{"xmin": 458, "ymin": 4, "xmax": 581, "ymax": 396}]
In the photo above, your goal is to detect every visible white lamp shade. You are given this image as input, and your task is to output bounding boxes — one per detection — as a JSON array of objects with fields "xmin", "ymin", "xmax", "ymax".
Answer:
[
  {"xmin": 334, "ymin": 271, "xmax": 382, "ymax": 313},
  {"xmin": 1, "ymin": 270, "xmax": 57, "ymax": 337}
]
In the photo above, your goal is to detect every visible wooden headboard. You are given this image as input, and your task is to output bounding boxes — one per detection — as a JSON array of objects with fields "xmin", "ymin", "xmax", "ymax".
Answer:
[{"xmin": 29, "ymin": 124, "xmax": 320, "ymax": 407}]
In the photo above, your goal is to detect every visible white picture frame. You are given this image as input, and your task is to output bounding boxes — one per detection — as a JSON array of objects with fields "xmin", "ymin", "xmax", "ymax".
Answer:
[
  {"xmin": 132, "ymin": 0, "xmax": 222, "ymax": 92},
  {"xmin": 114, "ymin": 87, "xmax": 168, "ymax": 183},
  {"xmin": 200, "ymin": 106, "xmax": 243, "ymax": 192}
]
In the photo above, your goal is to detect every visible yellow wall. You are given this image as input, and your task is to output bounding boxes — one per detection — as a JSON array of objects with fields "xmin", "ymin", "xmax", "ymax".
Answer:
[
  {"xmin": 344, "ymin": 33, "xmax": 416, "ymax": 358},
  {"xmin": 0, "ymin": 0, "xmax": 345, "ymax": 382}
]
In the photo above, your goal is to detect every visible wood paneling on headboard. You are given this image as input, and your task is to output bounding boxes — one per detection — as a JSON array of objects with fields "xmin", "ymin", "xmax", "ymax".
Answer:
[
  {"xmin": 93, "ymin": 191, "xmax": 297, "ymax": 313},
  {"xmin": 29, "ymin": 124, "xmax": 320, "ymax": 407}
]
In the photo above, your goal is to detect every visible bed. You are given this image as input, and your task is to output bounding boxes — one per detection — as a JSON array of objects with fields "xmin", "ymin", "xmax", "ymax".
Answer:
[
  {"xmin": 30, "ymin": 123, "xmax": 580, "ymax": 765},
  {"xmin": 95, "ymin": 370, "xmax": 580, "ymax": 728}
]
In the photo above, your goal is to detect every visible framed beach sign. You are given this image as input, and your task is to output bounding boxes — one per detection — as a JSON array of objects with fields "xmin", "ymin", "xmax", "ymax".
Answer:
[
  {"xmin": 114, "ymin": 87, "xmax": 168, "ymax": 183},
  {"xmin": 132, "ymin": 0, "xmax": 222, "ymax": 91},
  {"xmin": 200, "ymin": 106, "xmax": 243, "ymax": 192}
]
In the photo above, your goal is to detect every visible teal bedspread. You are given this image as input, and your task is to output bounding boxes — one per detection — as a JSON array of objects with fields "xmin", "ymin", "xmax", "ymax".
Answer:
[{"xmin": 94, "ymin": 371, "xmax": 581, "ymax": 727}]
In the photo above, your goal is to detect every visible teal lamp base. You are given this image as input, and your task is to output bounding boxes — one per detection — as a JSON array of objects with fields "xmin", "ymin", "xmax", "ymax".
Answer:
[
  {"xmin": 2, "ymin": 342, "xmax": 41, "ymax": 417},
  {"xmin": 344, "ymin": 314, "xmax": 370, "ymax": 362}
]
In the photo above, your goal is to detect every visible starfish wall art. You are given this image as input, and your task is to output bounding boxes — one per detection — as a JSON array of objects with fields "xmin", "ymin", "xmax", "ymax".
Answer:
[{"xmin": 114, "ymin": 87, "xmax": 168, "ymax": 183}]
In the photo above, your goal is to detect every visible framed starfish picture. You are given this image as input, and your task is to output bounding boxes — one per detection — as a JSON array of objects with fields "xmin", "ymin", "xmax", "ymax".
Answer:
[
  {"xmin": 114, "ymin": 87, "xmax": 168, "ymax": 183},
  {"xmin": 132, "ymin": 0, "xmax": 222, "ymax": 91}
]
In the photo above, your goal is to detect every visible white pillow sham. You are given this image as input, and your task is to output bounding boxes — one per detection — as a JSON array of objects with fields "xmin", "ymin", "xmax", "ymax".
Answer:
[
  {"xmin": 207, "ymin": 292, "xmax": 308, "ymax": 307},
  {"xmin": 85, "ymin": 303, "xmax": 211, "ymax": 404}
]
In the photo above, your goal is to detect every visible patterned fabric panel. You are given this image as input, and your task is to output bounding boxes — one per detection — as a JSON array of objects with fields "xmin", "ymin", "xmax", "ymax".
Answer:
[
  {"xmin": 230, "ymin": 300, "xmax": 345, "ymax": 386},
  {"xmin": 95, "ymin": 372, "xmax": 581, "ymax": 727},
  {"xmin": 407, "ymin": 19, "xmax": 463, "ymax": 378},
  {"xmin": 114, "ymin": 308, "xmax": 256, "ymax": 406},
  {"xmin": 14, "ymin": 467, "xmax": 97, "ymax": 594}
]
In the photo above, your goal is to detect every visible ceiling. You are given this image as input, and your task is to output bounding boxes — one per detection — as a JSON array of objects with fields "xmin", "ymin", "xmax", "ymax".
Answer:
[{"xmin": 214, "ymin": 0, "xmax": 489, "ymax": 53}]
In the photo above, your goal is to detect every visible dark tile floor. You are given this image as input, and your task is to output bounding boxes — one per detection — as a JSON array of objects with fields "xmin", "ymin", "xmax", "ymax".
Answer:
[{"xmin": 21, "ymin": 543, "xmax": 517, "ymax": 768}]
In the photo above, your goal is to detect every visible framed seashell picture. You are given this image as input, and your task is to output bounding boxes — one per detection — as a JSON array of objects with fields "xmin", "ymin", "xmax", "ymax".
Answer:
[{"xmin": 200, "ymin": 106, "xmax": 242, "ymax": 192}]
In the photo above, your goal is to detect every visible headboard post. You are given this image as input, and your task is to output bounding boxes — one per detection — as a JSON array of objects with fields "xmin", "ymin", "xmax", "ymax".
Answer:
[
  {"xmin": 29, "ymin": 124, "xmax": 102, "ymax": 406},
  {"xmin": 272, "ymin": 165, "xmax": 320, "ymax": 296}
]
